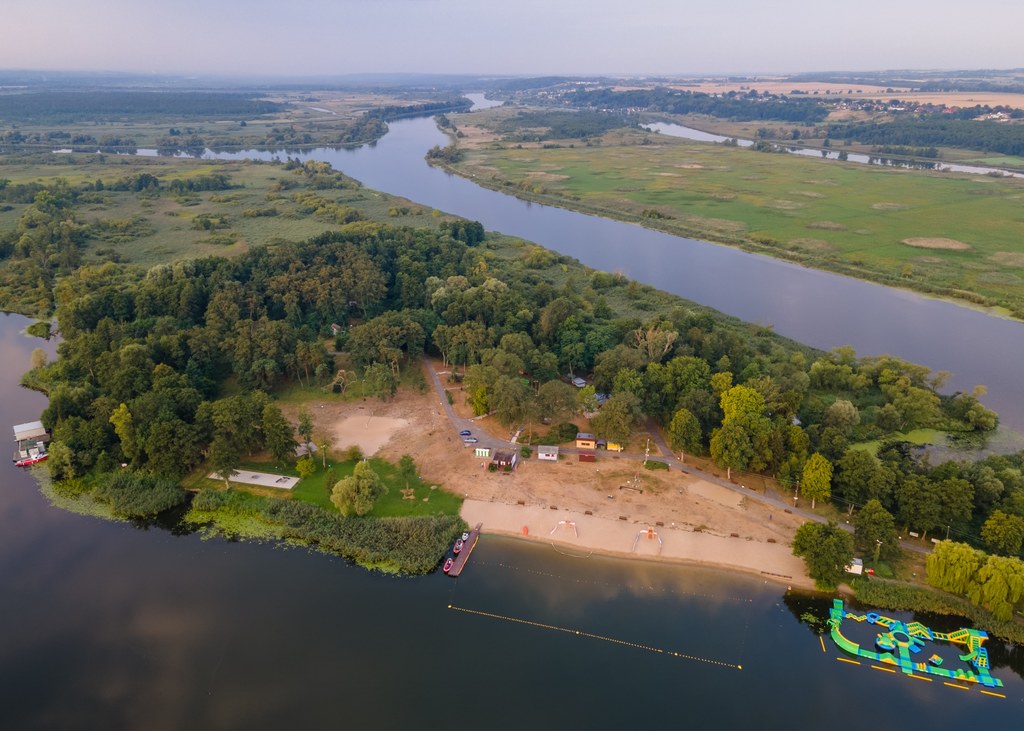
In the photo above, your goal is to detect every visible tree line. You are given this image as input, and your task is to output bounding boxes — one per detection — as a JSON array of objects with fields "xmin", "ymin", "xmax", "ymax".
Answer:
[{"xmin": 562, "ymin": 87, "xmax": 830, "ymax": 123}]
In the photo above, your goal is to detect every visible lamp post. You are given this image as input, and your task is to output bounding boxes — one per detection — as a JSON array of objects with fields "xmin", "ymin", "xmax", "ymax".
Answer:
[{"xmin": 874, "ymin": 539, "xmax": 882, "ymax": 563}]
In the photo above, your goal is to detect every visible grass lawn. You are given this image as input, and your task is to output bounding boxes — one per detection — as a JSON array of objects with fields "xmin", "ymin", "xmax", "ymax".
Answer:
[
  {"xmin": 454, "ymin": 116, "xmax": 1024, "ymax": 316},
  {"xmin": 210, "ymin": 455, "xmax": 463, "ymax": 518},
  {"xmin": 848, "ymin": 428, "xmax": 946, "ymax": 457}
]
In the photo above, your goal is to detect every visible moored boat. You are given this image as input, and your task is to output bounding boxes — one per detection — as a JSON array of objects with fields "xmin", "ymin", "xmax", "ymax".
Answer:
[
  {"xmin": 453, "ymin": 538, "xmax": 463, "ymax": 554},
  {"xmin": 13, "ymin": 420, "xmax": 50, "ymax": 467},
  {"xmin": 443, "ymin": 557, "xmax": 454, "ymax": 573}
]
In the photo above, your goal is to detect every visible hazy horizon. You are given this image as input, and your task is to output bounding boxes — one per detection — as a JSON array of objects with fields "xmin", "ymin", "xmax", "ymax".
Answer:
[{"xmin": 2, "ymin": 0, "xmax": 1021, "ymax": 79}]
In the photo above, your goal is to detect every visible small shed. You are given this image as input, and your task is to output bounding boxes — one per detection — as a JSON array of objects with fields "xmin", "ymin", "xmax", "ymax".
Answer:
[
  {"xmin": 330, "ymin": 322, "xmax": 343, "ymax": 336},
  {"xmin": 845, "ymin": 558, "xmax": 864, "ymax": 575},
  {"xmin": 492, "ymin": 450, "xmax": 518, "ymax": 470},
  {"xmin": 537, "ymin": 445, "xmax": 559, "ymax": 461},
  {"xmin": 575, "ymin": 432, "xmax": 596, "ymax": 450},
  {"xmin": 578, "ymin": 450, "xmax": 596, "ymax": 463},
  {"xmin": 474, "ymin": 447, "xmax": 491, "ymax": 458},
  {"xmin": 571, "ymin": 376, "xmax": 587, "ymax": 389}
]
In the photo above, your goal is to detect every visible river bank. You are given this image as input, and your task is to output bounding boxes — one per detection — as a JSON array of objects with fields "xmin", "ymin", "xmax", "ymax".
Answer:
[{"xmin": 461, "ymin": 499, "xmax": 815, "ymax": 590}]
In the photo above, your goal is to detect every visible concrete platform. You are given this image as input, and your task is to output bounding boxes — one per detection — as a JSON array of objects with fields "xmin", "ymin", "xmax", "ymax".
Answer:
[{"xmin": 209, "ymin": 470, "xmax": 299, "ymax": 490}]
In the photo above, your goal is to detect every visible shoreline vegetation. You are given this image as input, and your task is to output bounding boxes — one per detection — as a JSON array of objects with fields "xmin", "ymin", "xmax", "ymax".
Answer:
[
  {"xmin": 435, "ymin": 108, "xmax": 1024, "ymax": 320},
  {"xmin": 4, "ymin": 89, "xmax": 1021, "ymax": 637}
]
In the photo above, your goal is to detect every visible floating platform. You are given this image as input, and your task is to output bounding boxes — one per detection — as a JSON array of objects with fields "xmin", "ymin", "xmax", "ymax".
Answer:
[
  {"xmin": 447, "ymin": 523, "xmax": 481, "ymax": 577},
  {"xmin": 828, "ymin": 599, "xmax": 1003, "ymax": 688}
]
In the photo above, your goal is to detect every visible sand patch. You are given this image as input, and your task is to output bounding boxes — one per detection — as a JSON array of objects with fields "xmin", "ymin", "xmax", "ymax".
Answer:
[
  {"xmin": 807, "ymin": 221, "xmax": 847, "ymax": 231},
  {"xmin": 990, "ymin": 251, "xmax": 1024, "ymax": 267},
  {"xmin": 803, "ymin": 179, "xmax": 839, "ymax": 186},
  {"xmin": 654, "ymin": 172, "xmax": 681, "ymax": 176},
  {"xmin": 332, "ymin": 415, "xmax": 409, "ymax": 456},
  {"xmin": 687, "ymin": 479, "xmax": 743, "ymax": 509},
  {"xmin": 789, "ymin": 237, "xmax": 836, "ymax": 253},
  {"xmin": 674, "ymin": 163, "xmax": 705, "ymax": 169},
  {"xmin": 872, "ymin": 202, "xmax": 909, "ymax": 211},
  {"xmin": 791, "ymin": 190, "xmax": 826, "ymax": 199},
  {"xmin": 526, "ymin": 170, "xmax": 569, "ymax": 181},
  {"xmin": 902, "ymin": 237, "xmax": 972, "ymax": 251},
  {"xmin": 769, "ymin": 199, "xmax": 804, "ymax": 210}
]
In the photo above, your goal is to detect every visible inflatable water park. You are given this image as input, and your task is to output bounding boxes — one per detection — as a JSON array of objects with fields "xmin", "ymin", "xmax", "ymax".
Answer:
[{"xmin": 828, "ymin": 599, "xmax": 1003, "ymax": 689}]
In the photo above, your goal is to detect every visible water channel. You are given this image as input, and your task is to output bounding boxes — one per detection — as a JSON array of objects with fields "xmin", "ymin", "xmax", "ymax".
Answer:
[
  {"xmin": 643, "ymin": 121, "xmax": 1024, "ymax": 178},
  {"xmin": 1, "ymin": 311, "xmax": 1021, "ymax": 727}
]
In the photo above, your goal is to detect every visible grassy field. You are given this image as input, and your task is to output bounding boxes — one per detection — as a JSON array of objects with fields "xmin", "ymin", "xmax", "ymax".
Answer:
[
  {"xmin": 0, "ymin": 153, "xmax": 433, "ymax": 270},
  {"xmin": 188, "ymin": 456, "xmax": 461, "ymax": 518},
  {"xmin": 452, "ymin": 116, "xmax": 1024, "ymax": 317}
]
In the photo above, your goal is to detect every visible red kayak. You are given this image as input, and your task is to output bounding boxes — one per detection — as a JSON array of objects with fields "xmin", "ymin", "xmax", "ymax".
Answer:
[{"xmin": 443, "ymin": 557, "xmax": 454, "ymax": 573}]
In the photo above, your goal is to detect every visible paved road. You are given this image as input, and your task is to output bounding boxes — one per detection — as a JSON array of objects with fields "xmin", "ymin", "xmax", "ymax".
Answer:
[{"xmin": 422, "ymin": 358, "xmax": 928, "ymax": 556}]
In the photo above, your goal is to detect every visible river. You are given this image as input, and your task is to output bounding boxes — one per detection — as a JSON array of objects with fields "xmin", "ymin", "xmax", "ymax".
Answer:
[
  {"xmin": 643, "ymin": 121, "xmax": 1024, "ymax": 178},
  {"xmin": 0, "ymin": 311, "xmax": 1021, "ymax": 727},
  {"xmin": 202, "ymin": 97, "xmax": 1024, "ymax": 436}
]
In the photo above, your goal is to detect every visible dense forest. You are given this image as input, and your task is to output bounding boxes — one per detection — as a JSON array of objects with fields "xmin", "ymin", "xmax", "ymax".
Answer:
[
  {"xmin": 562, "ymin": 87, "xmax": 831, "ymax": 123},
  {"xmin": 827, "ymin": 118, "xmax": 1024, "ymax": 156},
  {"xmin": 0, "ymin": 91, "xmax": 285, "ymax": 123}
]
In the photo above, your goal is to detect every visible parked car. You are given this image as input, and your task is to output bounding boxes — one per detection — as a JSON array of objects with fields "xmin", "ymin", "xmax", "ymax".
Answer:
[
  {"xmin": 463, "ymin": 437, "xmax": 479, "ymax": 444},
  {"xmin": 459, "ymin": 429, "xmax": 472, "ymax": 437}
]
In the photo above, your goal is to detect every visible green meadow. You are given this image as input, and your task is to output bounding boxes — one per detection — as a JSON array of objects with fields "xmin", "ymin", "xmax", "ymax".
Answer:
[{"xmin": 455, "ymin": 125, "xmax": 1024, "ymax": 317}]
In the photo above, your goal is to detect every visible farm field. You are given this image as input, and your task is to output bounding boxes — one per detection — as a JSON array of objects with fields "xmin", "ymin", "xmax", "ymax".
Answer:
[{"xmin": 451, "ymin": 118, "xmax": 1024, "ymax": 317}]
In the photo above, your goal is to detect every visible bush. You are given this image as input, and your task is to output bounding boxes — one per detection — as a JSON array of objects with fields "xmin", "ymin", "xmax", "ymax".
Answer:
[
  {"xmin": 548, "ymin": 422, "xmax": 580, "ymax": 443},
  {"xmin": 644, "ymin": 460, "xmax": 669, "ymax": 470},
  {"xmin": 193, "ymin": 491, "xmax": 464, "ymax": 574},
  {"xmin": 93, "ymin": 471, "xmax": 187, "ymax": 518}
]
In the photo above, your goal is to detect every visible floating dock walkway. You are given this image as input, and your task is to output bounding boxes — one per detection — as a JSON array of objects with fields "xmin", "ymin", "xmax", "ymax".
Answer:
[{"xmin": 447, "ymin": 523, "xmax": 482, "ymax": 577}]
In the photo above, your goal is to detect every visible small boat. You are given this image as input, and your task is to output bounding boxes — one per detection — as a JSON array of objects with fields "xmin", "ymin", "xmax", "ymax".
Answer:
[
  {"xmin": 462, "ymin": 531, "xmax": 470, "ymax": 542},
  {"xmin": 453, "ymin": 538, "xmax": 464, "ymax": 554},
  {"xmin": 443, "ymin": 557, "xmax": 454, "ymax": 573}
]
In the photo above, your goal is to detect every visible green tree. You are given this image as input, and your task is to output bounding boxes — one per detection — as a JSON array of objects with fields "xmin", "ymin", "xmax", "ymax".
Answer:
[
  {"xmin": 109, "ymin": 402, "xmax": 138, "ymax": 462},
  {"xmin": 296, "ymin": 455, "xmax": 317, "ymax": 480},
  {"xmin": 801, "ymin": 452, "xmax": 833, "ymax": 509},
  {"xmin": 262, "ymin": 403, "xmax": 295, "ymax": 466},
  {"xmin": 589, "ymin": 392, "xmax": 642, "ymax": 444},
  {"xmin": 981, "ymin": 510, "xmax": 1024, "ymax": 557},
  {"xmin": 297, "ymin": 408, "xmax": 314, "ymax": 452},
  {"xmin": 968, "ymin": 555, "xmax": 1024, "ymax": 621},
  {"xmin": 208, "ymin": 435, "xmax": 241, "ymax": 488},
  {"xmin": 490, "ymin": 375, "xmax": 535, "ymax": 428},
  {"xmin": 824, "ymin": 399, "xmax": 860, "ymax": 434},
  {"xmin": 667, "ymin": 407, "xmax": 702, "ymax": 459},
  {"xmin": 398, "ymin": 454, "xmax": 418, "ymax": 490},
  {"xmin": 926, "ymin": 540, "xmax": 984, "ymax": 596},
  {"xmin": 895, "ymin": 474, "xmax": 943, "ymax": 539},
  {"xmin": 364, "ymin": 361, "xmax": 397, "ymax": 401},
  {"xmin": 792, "ymin": 521, "xmax": 855, "ymax": 590},
  {"xmin": 710, "ymin": 420, "xmax": 754, "ymax": 480},
  {"xmin": 536, "ymin": 379, "xmax": 579, "ymax": 422},
  {"xmin": 331, "ymin": 460, "xmax": 386, "ymax": 516},
  {"xmin": 852, "ymin": 499, "xmax": 901, "ymax": 561}
]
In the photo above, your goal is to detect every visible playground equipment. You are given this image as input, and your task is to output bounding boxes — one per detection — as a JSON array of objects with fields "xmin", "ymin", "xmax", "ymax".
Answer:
[
  {"xmin": 631, "ymin": 527, "xmax": 664, "ymax": 554},
  {"xmin": 549, "ymin": 520, "xmax": 579, "ymax": 538},
  {"xmin": 827, "ymin": 599, "xmax": 1003, "ymax": 688}
]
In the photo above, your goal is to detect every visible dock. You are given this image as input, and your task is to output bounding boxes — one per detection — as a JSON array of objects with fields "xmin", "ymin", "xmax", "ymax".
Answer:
[{"xmin": 447, "ymin": 523, "xmax": 482, "ymax": 577}]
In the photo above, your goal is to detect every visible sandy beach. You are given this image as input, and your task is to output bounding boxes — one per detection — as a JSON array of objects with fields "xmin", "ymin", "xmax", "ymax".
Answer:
[
  {"xmin": 296, "ymin": 360, "xmax": 815, "ymax": 590},
  {"xmin": 461, "ymin": 499, "xmax": 814, "ymax": 589}
]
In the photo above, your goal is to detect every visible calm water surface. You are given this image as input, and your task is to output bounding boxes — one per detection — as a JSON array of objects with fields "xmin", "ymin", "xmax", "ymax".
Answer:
[{"xmin": 0, "ymin": 313, "xmax": 1021, "ymax": 728}]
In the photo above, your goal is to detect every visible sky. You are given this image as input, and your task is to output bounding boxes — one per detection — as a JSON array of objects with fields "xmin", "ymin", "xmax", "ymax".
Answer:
[{"xmin": 1, "ymin": 0, "xmax": 1021, "ymax": 78}]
